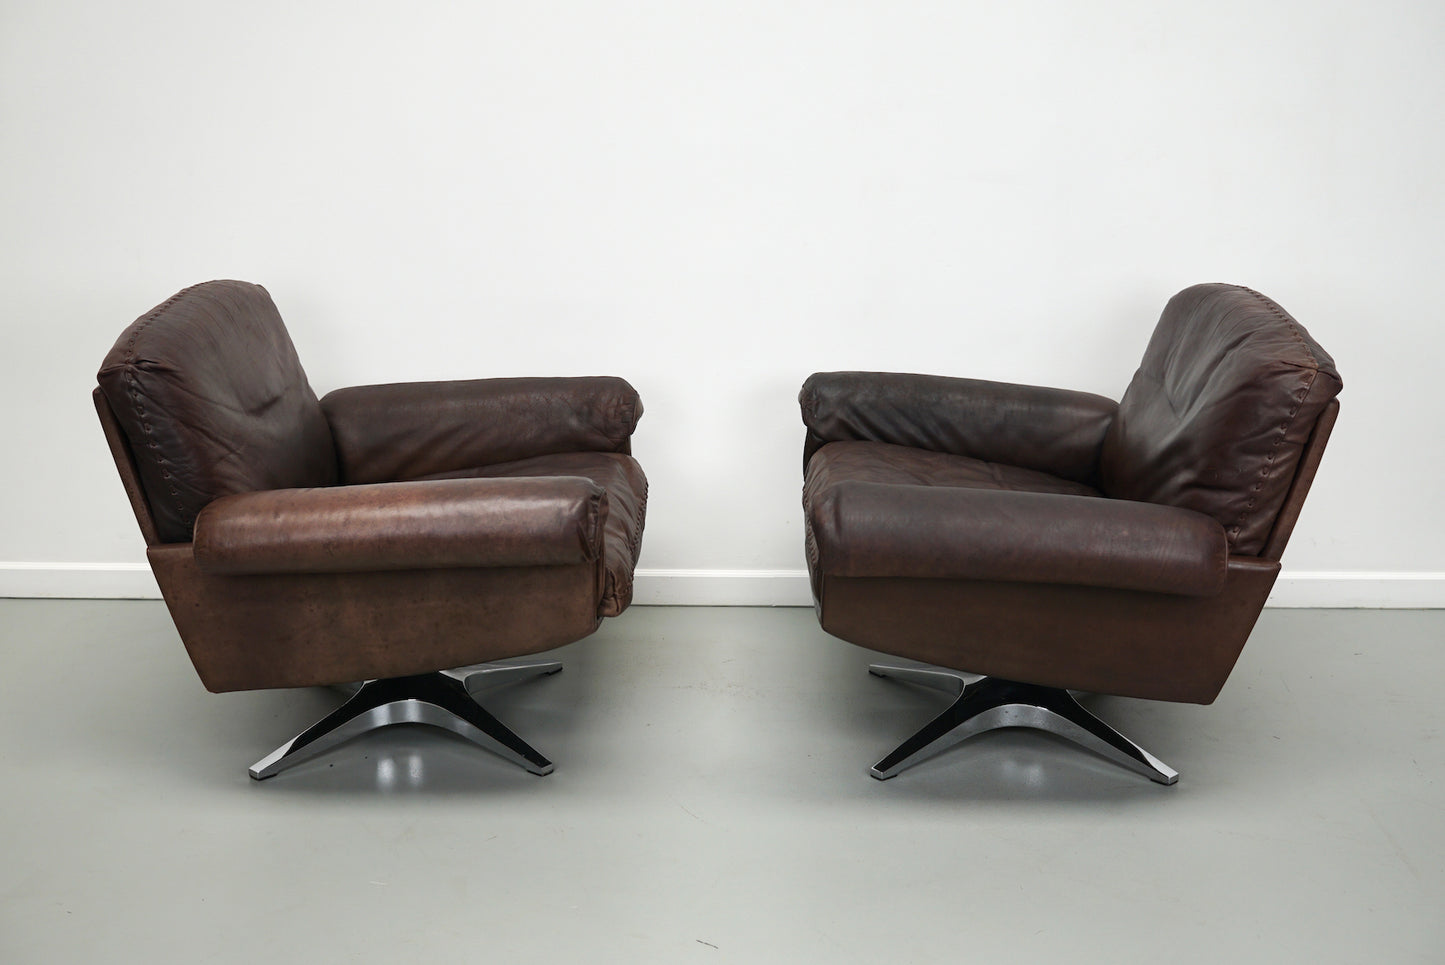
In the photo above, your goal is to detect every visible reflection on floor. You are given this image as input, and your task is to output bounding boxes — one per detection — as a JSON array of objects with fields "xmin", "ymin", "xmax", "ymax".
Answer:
[{"xmin": 1, "ymin": 601, "xmax": 1441, "ymax": 963}]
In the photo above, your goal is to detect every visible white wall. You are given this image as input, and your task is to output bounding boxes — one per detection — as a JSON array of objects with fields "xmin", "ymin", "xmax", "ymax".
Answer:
[{"xmin": 3, "ymin": 1, "xmax": 1441, "ymax": 604}]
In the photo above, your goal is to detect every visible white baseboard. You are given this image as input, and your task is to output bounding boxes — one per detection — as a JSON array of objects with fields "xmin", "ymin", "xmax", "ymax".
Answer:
[
  {"xmin": 1262, "ymin": 572, "xmax": 1445, "ymax": 608},
  {"xmin": 0, "ymin": 562, "xmax": 160, "ymax": 599},
  {"xmin": 2, "ymin": 563, "xmax": 1443, "ymax": 609},
  {"xmin": 632, "ymin": 569, "xmax": 812, "ymax": 607},
  {"xmin": 633, "ymin": 569, "xmax": 1445, "ymax": 608}
]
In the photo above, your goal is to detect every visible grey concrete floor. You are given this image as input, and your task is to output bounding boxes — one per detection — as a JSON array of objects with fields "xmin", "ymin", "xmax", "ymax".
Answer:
[{"xmin": 1, "ymin": 601, "xmax": 1441, "ymax": 963}]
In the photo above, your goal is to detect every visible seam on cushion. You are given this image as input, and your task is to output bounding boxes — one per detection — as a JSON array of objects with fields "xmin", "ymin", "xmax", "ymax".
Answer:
[
  {"xmin": 800, "ymin": 388, "xmax": 818, "ymax": 424},
  {"xmin": 985, "ymin": 460, "xmax": 1008, "ymax": 491},
  {"xmin": 603, "ymin": 469, "xmax": 647, "ymax": 616},
  {"xmin": 801, "ymin": 480, "xmax": 822, "ymax": 570},
  {"xmin": 1240, "ymin": 287, "xmax": 1321, "ymax": 370},
  {"xmin": 1273, "ymin": 359, "xmax": 1333, "ymax": 374},
  {"xmin": 121, "ymin": 283, "xmax": 207, "ymax": 529},
  {"xmin": 1225, "ymin": 287, "xmax": 1322, "ymax": 549},
  {"xmin": 1228, "ymin": 366, "xmax": 1317, "ymax": 548},
  {"xmin": 609, "ymin": 388, "xmax": 642, "ymax": 453},
  {"xmin": 627, "ymin": 472, "xmax": 648, "ymax": 564},
  {"xmin": 587, "ymin": 490, "xmax": 606, "ymax": 562},
  {"xmin": 610, "ymin": 392, "xmax": 630, "ymax": 451}
]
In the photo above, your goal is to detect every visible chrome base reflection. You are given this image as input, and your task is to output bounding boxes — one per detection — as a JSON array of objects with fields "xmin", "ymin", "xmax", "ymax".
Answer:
[
  {"xmin": 867, "ymin": 664, "xmax": 1179, "ymax": 785},
  {"xmin": 249, "ymin": 659, "xmax": 564, "ymax": 780}
]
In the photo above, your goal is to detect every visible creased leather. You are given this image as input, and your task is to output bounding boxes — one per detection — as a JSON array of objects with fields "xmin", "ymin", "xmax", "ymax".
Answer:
[
  {"xmin": 800, "ymin": 372, "xmax": 1118, "ymax": 485},
  {"xmin": 801, "ymin": 440, "xmax": 1100, "ymax": 597},
  {"xmin": 322, "ymin": 377, "xmax": 643, "ymax": 484},
  {"xmin": 809, "ymin": 479, "xmax": 1227, "ymax": 597},
  {"xmin": 96, "ymin": 281, "xmax": 337, "ymax": 542},
  {"xmin": 96, "ymin": 280, "xmax": 650, "ymax": 697},
  {"xmin": 797, "ymin": 282, "xmax": 1340, "ymax": 708},
  {"xmin": 194, "ymin": 476, "xmax": 606, "ymax": 575},
  {"xmin": 1099, "ymin": 284, "xmax": 1342, "ymax": 554},
  {"xmin": 150, "ymin": 544, "xmax": 603, "ymax": 692},
  {"xmin": 804, "ymin": 441, "xmax": 1102, "ymax": 498},
  {"xmin": 420, "ymin": 452, "xmax": 648, "ymax": 618}
]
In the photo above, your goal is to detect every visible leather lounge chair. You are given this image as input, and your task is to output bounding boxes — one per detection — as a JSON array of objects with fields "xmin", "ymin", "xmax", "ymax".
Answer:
[
  {"xmin": 96, "ymin": 280, "xmax": 647, "ymax": 779},
  {"xmin": 800, "ymin": 283, "xmax": 1340, "ymax": 784}
]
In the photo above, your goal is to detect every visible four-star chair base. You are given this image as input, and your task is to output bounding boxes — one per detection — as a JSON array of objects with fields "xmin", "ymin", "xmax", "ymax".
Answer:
[
  {"xmin": 249, "ymin": 659, "xmax": 564, "ymax": 780},
  {"xmin": 867, "ymin": 663, "xmax": 1179, "ymax": 785}
]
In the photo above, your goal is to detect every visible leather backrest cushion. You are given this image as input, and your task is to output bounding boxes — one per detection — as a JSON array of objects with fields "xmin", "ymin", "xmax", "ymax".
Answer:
[
  {"xmin": 321, "ymin": 376, "xmax": 644, "ymax": 484},
  {"xmin": 1099, "ymin": 284, "xmax": 1342, "ymax": 555},
  {"xmin": 97, "ymin": 281, "xmax": 337, "ymax": 543}
]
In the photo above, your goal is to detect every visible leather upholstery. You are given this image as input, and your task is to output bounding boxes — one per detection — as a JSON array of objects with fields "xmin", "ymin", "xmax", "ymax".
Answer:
[
  {"xmin": 817, "ymin": 558, "xmax": 1280, "ymax": 704},
  {"xmin": 801, "ymin": 283, "xmax": 1340, "ymax": 706},
  {"xmin": 194, "ymin": 476, "xmax": 607, "ymax": 575},
  {"xmin": 322, "ymin": 377, "xmax": 642, "ymax": 484},
  {"xmin": 96, "ymin": 280, "xmax": 647, "ymax": 694},
  {"xmin": 802, "ymin": 440, "xmax": 1102, "ymax": 594},
  {"xmin": 800, "ymin": 373, "xmax": 1118, "ymax": 485},
  {"xmin": 97, "ymin": 281, "xmax": 337, "ymax": 543},
  {"xmin": 807, "ymin": 478, "xmax": 1228, "ymax": 597},
  {"xmin": 803, "ymin": 440, "xmax": 1101, "ymax": 498},
  {"xmin": 149, "ymin": 544, "xmax": 603, "ymax": 692},
  {"xmin": 420, "ymin": 451, "xmax": 648, "ymax": 617},
  {"xmin": 1099, "ymin": 284, "xmax": 1342, "ymax": 554}
]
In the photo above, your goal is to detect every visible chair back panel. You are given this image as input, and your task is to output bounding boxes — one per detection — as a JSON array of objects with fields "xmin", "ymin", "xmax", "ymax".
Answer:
[
  {"xmin": 1258, "ymin": 397, "xmax": 1339, "ymax": 561},
  {"xmin": 93, "ymin": 388, "xmax": 162, "ymax": 545},
  {"xmin": 1099, "ymin": 284, "xmax": 1341, "ymax": 556},
  {"xmin": 97, "ymin": 281, "xmax": 337, "ymax": 543}
]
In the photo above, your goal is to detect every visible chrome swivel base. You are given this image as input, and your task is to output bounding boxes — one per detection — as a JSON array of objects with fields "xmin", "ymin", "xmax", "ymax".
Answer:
[
  {"xmin": 249, "ymin": 659, "xmax": 564, "ymax": 780},
  {"xmin": 867, "ymin": 663, "xmax": 1179, "ymax": 785}
]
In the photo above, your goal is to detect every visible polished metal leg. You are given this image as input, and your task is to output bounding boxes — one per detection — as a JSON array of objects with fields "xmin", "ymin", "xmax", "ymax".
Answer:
[
  {"xmin": 326, "ymin": 659, "xmax": 563, "ymax": 702},
  {"xmin": 869, "ymin": 663, "xmax": 976, "ymax": 695},
  {"xmin": 868, "ymin": 665, "xmax": 1179, "ymax": 785},
  {"xmin": 249, "ymin": 665, "xmax": 562, "ymax": 780},
  {"xmin": 447, "ymin": 658, "xmax": 564, "ymax": 697}
]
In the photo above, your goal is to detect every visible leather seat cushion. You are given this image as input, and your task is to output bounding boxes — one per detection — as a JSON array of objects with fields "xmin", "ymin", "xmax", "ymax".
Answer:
[
  {"xmin": 803, "ymin": 440, "xmax": 1100, "ymax": 577},
  {"xmin": 419, "ymin": 452, "xmax": 647, "ymax": 617},
  {"xmin": 806, "ymin": 440, "xmax": 1100, "ymax": 497}
]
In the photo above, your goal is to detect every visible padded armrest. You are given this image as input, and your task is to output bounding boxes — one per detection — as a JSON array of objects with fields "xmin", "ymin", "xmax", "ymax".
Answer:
[
  {"xmin": 321, "ymin": 376, "xmax": 643, "ymax": 484},
  {"xmin": 800, "ymin": 372, "xmax": 1118, "ymax": 485},
  {"xmin": 193, "ymin": 476, "xmax": 607, "ymax": 575},
  {"xmin": 808, "ymin": 482, "xmax": 1228, "ymax": 597}
]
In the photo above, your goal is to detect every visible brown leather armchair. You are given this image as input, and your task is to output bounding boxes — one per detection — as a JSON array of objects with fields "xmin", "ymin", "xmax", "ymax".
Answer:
[
  {"xmin": 96, "ymin": 280, "xmax": 647, "ymax": 779},
  {"xmin": 800, "ymin": 284, "xmax": 1340, "ymax": 784}
]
